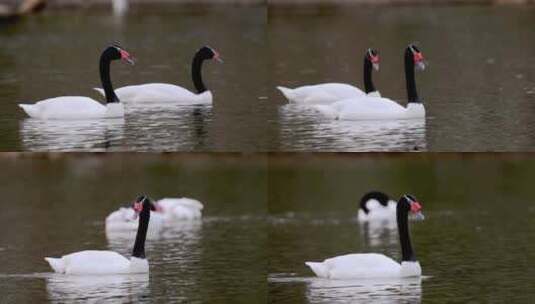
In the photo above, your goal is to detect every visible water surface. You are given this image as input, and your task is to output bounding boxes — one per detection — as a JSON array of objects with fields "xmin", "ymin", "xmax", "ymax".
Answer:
[
  {"xmin": 0, "ymin": 154, "xmax": 267, "ymax": 303},
  {"xmin": 269, "ymin": 5, "xmax": 535, "ymax": 151},
  {"xmin": 0, "ymin": 4, "xmax": 268, "ymax": 151},
  {"xmin": 268, "ymin": 154, "xmax": 535, "ymax": 303}
]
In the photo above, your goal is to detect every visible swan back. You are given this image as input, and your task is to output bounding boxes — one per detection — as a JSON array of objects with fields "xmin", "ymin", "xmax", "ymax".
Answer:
[
  {"xmin": 306, "ymin": 253, "xmax": 402, "ymax": 279},
  {"xmin": 46, "ymin": 250, "xmax": 131, "ymax": 275},
  {"xmin": 157, "ymin": 197, "xmax": 203, "ymax": 221},
  {"xmin": 278, "ymin": 83, "xmax": 365, "ymax": 105}
]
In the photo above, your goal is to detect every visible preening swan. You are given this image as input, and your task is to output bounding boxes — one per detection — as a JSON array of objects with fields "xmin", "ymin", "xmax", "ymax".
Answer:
[
  {"xmin": 313, "ymin": 44, "xmax": 426, "ymax": 120},
  {"xmin": 19, "ymin": 43, "xmax": 135, "ymax": 120},
  {"xmin": 105, "ymin": 199, "xmax": 165, "ymax": 238},
  {"xmin": 277, "ymin": 48, "xmax": 381, "ymax": 105},
  {"xmin": 357, "ymin": 191, "xmax": 397, "ymax": 222},
  {"xmin": 156, "ymin": 197, "xmax": 203, "ymax": 222},
  {"xmin": 306, "ymin": 194, "xmax": 424, "ymax": 279},
  {"xmin": 95, "ymin": 46, "xmax": 222, "ymax": 105},
  {"xmin": 45, "ymin": 195, "xmax": 152, "ymax": 275}
]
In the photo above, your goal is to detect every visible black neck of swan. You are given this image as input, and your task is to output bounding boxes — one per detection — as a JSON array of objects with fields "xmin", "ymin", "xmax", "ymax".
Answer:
[
  {"xmin": 397, "ymin": 198, "xmax": 416, "ymax": 262},
  {"xmin": 359, "ymin": 191, "xmax": 390, "ymax": 214},
  {"xmin": 404, "ymin": 48, "xmax": 420, "ymax": 104},
  {"xmin": 363, "ymin": 57, "xmax": 376, "ymax": 94},
  {"xmin": 192, "ymin": 51, "xmax": 208, "ymax": 94},
  {"xmin": 132, "ymin": 202, "xmax": 150, "ymax": 259},
  {"xmin": 100, "ymin": 48, "xmax": 119, "ymax": 104}
]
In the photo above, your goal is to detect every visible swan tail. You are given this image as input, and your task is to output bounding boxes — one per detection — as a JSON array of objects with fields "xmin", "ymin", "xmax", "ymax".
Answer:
[
  {"xmin": 305, "ymin": 262, "xmax": 329, "ymax": 278},
  {"xmin": 277, "ymin": 86, "xmax": 296, "ymax": 101},
  {"xmin": 93, "ymin": 88, "xmax": 106, "ymax": 96},
  {"xmin": 45, "ymin": 257, "xmax": 66, "ymax": 273},
  {"xmin": 18, "ymin": 104, "xmax": 38, "ymax": 118},
  {"xmin": 313, "ymin": 105, "xmax": 339, "ymax": 120},
  {"xmin": 195, "ymin": 91, "xmax": 213, "ymax": 104}
]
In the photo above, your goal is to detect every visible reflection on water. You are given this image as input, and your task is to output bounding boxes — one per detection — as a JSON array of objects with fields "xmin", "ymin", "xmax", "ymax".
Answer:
[
  {"xmin": 279, "ymin": 104, "xmax": 426, "ymax": 151},
  {"xmin": 46, "ymin": 274, "xmax": 149, "ymax": 304},
  {"xmin": 19, "ymin": 105, "xmax": 213, "ymax": 151},
  {"xmin": 359, "ymin": 219, "xmax": 398, "ymax": 248},
  {"xmin": 270, "ymin": 5, "xmax": 535, "ymax": 151},
  {"xmin": 0, "ymin": 5, "xmax": 268, "ymax": 151},
  {"xmin": 20, "ymin": 118, "xmax": 125, "ymax": 151},
  {"xmin": 0, "ymin": 154, "xmax": 267, "ymax": 303},
  {"xmin": 268, "ymin": 155, "xmax": 535, "ymax": 303},
  {"xmin": 270, "ymin": 275, "xmax": 422, "ymax": 304}
]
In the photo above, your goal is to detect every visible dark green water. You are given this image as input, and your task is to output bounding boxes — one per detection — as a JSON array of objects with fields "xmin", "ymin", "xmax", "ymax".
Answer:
[
  {"xmin": 0, "ymin": 4, "xmax": 268, "ymax": 151},
  {"xmin": 270, "ymin": 5, "xmax": 535, "ymax": 151},
  {"xmin": 268, "ymin": 154, "xmax": 535, "ymax": 303},
  {"xmin": 0, "ymin": 154, "xmax": 267, "ymax": 303}
]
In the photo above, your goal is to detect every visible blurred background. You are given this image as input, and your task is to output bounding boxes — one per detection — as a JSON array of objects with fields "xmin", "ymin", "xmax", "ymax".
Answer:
[
  {"xmin": 268, "ymin": 153, "xmax": 535, "ymax": 303},
  {"xmin": 0, "ymin": 153, "xmax": 267, "ymax": 303}
]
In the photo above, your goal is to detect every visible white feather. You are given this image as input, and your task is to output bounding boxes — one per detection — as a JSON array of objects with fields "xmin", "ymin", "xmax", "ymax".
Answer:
[
  {"xmin": 19, "ymin": 97, "xmax": 123, "ymax": 120},
  {"xmin": 94, "ymin": 83, "xmax": 212, "ymax": 105}
]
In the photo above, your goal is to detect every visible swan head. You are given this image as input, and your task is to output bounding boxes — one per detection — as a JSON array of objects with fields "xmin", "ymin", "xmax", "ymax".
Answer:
[
  {"xmin": 366, "ymin": 48, "xmax": 380, "ymax": 71},
  {"xmin": 400, "ymin": 194, "xmax": 425, "ymax": 221},
  {"xmin": 407, "ymin": 44, "xmax": 425, "ymax": 71},
  {"xmin": 132, "ymin": 195, "xmax": 155, "ymax": 214},
  {"xmin": 198, "ymin": 46, "xmax": 223, "ymax": 63},
  {"xmin": 106, "ymin": 43, "xmax": 136, "ymax": 65}
]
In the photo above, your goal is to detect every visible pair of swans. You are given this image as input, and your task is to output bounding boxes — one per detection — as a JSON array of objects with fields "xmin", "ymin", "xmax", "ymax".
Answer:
[
  {"xmin": 45, "ymin": 195, "xmax": 153, "ymax": 275},
  {"xmin": 278, "ymin": 44, "xmax": 426, "ymax": 120},
  {"xmin": 306, "ymin": 194, "xmax": 425, "ymax": 279},
  {"xmin": 46, "ymin": 195, "xmax": 204, "ymax": 275},
  {"xmin": 19, "ymin": 44, "xmax": 221, "ymax": 120}
]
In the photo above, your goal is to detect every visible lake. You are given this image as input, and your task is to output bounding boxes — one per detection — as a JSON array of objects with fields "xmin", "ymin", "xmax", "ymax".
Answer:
[
  {"xmin": 0, "ymin": 153, "xmax": 267, "ymax": 303},
  {"xmin": 268, "ymin": 154, "xmax": 535, "ymax": 302},
  {"xmin": 269, "ymin": 5, "xmax": 535, "ymax": 151},
  {"xmin": 0, "ymin": 4, "xmax": 269, "ymax": 151}
]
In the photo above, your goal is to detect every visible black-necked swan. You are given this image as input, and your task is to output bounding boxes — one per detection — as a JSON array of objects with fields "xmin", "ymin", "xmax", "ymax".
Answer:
[
  {"xmin": 306, "ymin": 194, "xmax": 424, "ymax": 279},
  {"xmin": 105, "ymin": 199, "xmax": 165, "ymax": 238},
  {"xmin": 357, "ymin": 191, "xmax": 397, "ymax": 222},
  {"xmin": 95, "ymin": 46, "xmax": 222, "ymax": 105},
  {"xmin": 277, "ymin": 48, "xmax": 381, "ymax": 105},
  {"xmin": 106, "ymin": 197, "xmax": 203, "ymax": 233},
  {"xmin": 19, "ymin": 43, "xmax": 135, "ymax": 120},
  {"xmin": 313, "ymin": 44, "xmax": 426, "ymax": 120},
  {"xmin": 45, "ymin": 195, "xmax": 152, "ymax": 275}
]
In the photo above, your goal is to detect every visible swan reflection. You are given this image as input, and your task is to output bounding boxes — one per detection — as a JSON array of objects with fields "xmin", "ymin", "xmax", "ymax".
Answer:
[
  {"xmin": 279, "ymin": 104, "xmax": 426, "ymax": 151},
  {"xmin": 20, "ymin": 118, "xmax": 125, "ymax": 151},
  {"xmin": 46, "ymin": 273, "xmax": 149, "ymax": 304},
  {"xmin": 359, "ymin": 219, "xmax": 399, "ymax": 247},
  {"xmin": 305, "ymin": 276, "xmax": 422, "ymax": 304}
]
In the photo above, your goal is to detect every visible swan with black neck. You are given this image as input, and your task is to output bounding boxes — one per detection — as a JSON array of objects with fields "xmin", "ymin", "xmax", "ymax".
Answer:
[
  {"xmin": 313, "ymin": 44, "xmax": 426, "ymax": 120},
  {"xmin": 45, "ymin": 195, "xmax": 152, "ymax": 275},
  {"xmin": 19, "ymin": 44, "xmax": 134, "ymax": 120},
  {"xmin": 357, "ymin": 191, "xmax": 397, "ymax": 222},
  {"xmin": 277, "ymin": 48, "xmax": 381, "ymax": 105},
  {"xmin": 305, "ymin": 194, "xmax": 424, "ymax": 279},
  {"xmin": 95, "ymin": 46, "xmax": 222, "ymax": 105}
]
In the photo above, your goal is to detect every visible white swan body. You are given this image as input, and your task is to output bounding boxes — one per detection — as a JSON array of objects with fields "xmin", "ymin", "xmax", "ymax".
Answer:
[
  {"xmin": 94, "ymin": 84, "xmax": 212, "ymax": 105},
  {"xmin": 305, "ymin": 253, "xmax": 421, "ymax": 280},
  {"xmin": 307, "ymin": 194, "xmax": 424, "ymax": 280},
  {"xmin": 45, "ymin": 250, "xmax": 148, "ymax": 275},
  {"xmin": 357, "ymin": 200, "xmax": 397, "ymax": 222},
  {"xmin": 156, "ymin": 197, "xmax": 203, "ymax": 221},
  {"xmin": 19, "ymin": 97, "xmax": 124, "ymax": 120},
  {"xmin": 313, "ymin": 96, "xmax": 425, "ymax": 121},
  {"xmin": 277, "ymin": 83, "xmax": 371, "ymax": 105},
  {"xmin": 105, "ymin": 207, "xmax": 164, "ymax": 236}
]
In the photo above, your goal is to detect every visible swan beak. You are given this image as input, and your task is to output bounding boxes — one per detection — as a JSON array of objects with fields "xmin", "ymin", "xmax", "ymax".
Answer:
[
  {"xmin": 373, "ymin": 63, "xmax": 380, "ymax": 71},
  {"xmin": 415, "ymin": 61, "xmax": 426, "ymax": 71},
  {"xmin": 214, "ymin": 54, "xmax": 223, "ymax": 63},
  {"xmin": 119, "ymin": 49, "xmax": 136, "ymax": 65},
  {"xmin": 413, "ymin": 211, "xmax": 425, "ymax": 221}
]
